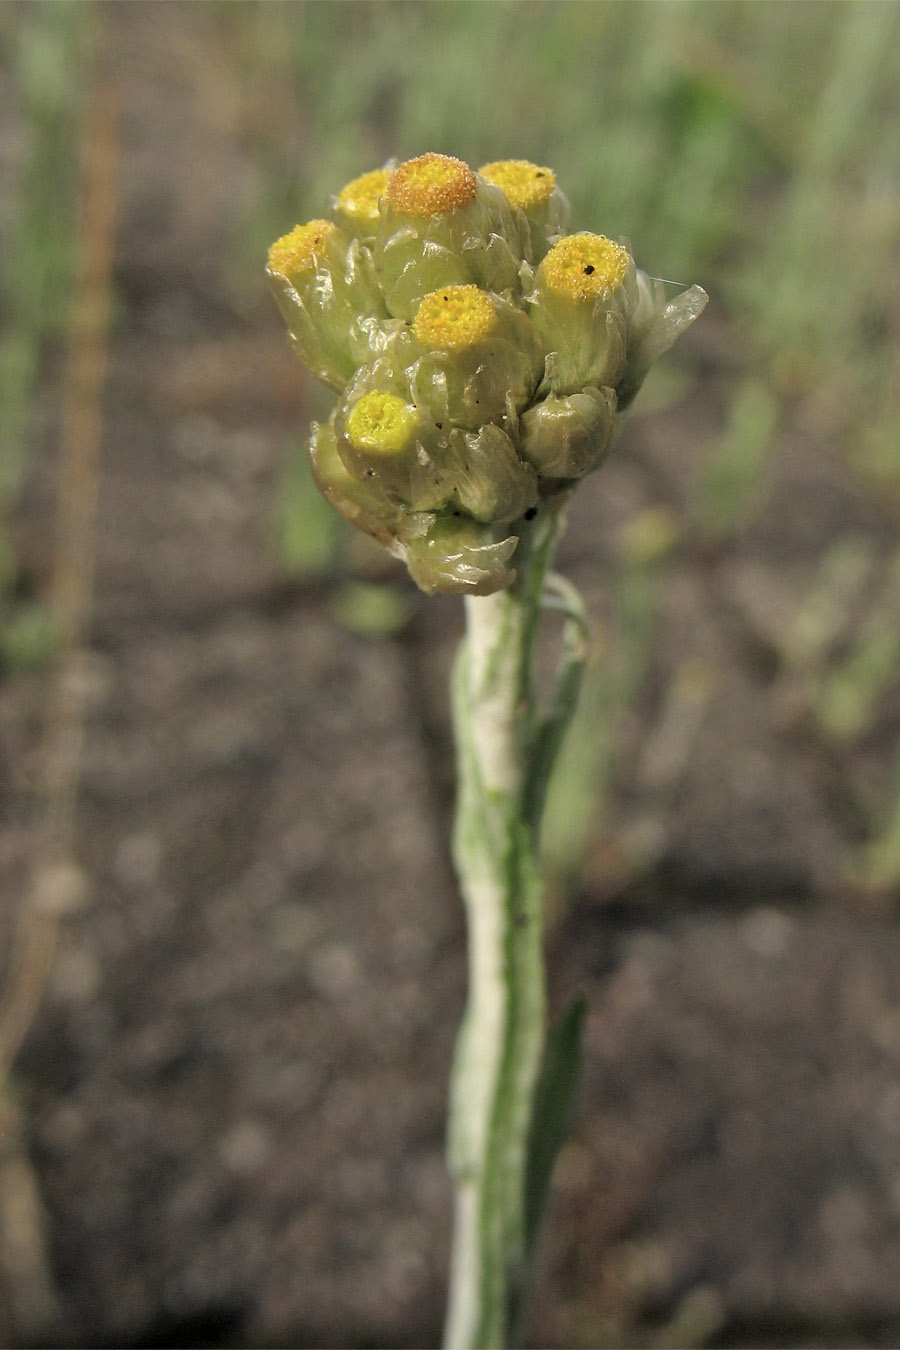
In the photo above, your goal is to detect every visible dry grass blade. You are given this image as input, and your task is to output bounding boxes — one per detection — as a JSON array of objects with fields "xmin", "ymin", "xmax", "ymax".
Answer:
[{"xmin": 0, "ymin": 74, "xmax": 118, "ymax": 1076}]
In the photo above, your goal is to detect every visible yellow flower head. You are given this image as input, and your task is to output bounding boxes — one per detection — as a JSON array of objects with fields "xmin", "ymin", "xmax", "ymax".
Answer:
[
  {"xmin": 386, "ymin": 153, "xmax": 478, "ymax": 219},
  {"xmin": 540, "ymin": 233, "xmax": 630, "ymax": 303},
  {"xmin": 336, "ymin": 168, "xmax": 391, "ymax": 227},
  {"xmin": 479, "ymin": 160, "xmax": 556, "ymax": 212},
  {"xmin": 267, "ymin": 152, "xmax": 708, "ymax": 594},
  {"xmin": 346, "ymin": 391, "xmax": 418, "ymax": 456},
  {"xmin": 267, "ymin": 219, "xmax": 337, "ymax": 276},
  {"xmin": 413, "ymin": 285, "xmax": 498, "ymax": 351}
]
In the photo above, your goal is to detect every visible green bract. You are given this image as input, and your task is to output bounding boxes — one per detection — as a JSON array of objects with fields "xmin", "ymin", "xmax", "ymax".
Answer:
[{"xmin": 268, "ymin": 153, "xmax": 708, "ymax": 595}]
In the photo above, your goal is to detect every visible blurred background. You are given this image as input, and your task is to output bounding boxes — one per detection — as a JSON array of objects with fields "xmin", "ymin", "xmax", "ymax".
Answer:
[{"xmin": 1, "ymin": 1, "xmax": 900, "ymax": 1345}]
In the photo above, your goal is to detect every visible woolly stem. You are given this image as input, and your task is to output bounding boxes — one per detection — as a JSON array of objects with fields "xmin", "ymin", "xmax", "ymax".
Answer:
[{"xmin": 444, "ymin": 504, "xmax": 581, "ymax": 1349}]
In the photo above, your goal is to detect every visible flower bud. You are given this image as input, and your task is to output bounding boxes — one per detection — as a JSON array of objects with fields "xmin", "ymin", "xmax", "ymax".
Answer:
[
  {"xmin": 407, "ymin": 284, "xmax": 544, "ymax": 429},
  {"xmin": 404, "ymin": 514, "xmax": 518, "ymax": 596},
  {"xmin": 334, "ymin": 380, "xmax": 456, "ymax": 513},
  {"xmin": 376, "ymin": 153, "xmax": 524, "ymax": 318},
  {"xmin": 528, "ymin": 232, "xmax": 632, "ymax": 395},
  {"xmin": 478, "ymin": 159, "xmax": 569, "ymax": 262},
  {"xmin": 267, "ymin": 219, "xmax": 388, "ymax": 390},
  {"xmin": 307, "ymin": 416, "xmax": 406, "ymax": 548},
  {"xmin": 333, "ymin": 166, "xmax": 393, "ymax": 242},
  {"xmin": 519, "ymin": 385, "xmax": 617, "ymax": 480}
]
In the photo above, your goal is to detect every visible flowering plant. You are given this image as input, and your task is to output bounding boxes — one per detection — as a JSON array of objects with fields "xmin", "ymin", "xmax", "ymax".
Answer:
[
  {"xmin": 268, "ymin": 153, "xmax": 706, "ymax": 596},
  {"xmin": 268, "ymin": 153, "xmax": 706, "ymax": 1349}
]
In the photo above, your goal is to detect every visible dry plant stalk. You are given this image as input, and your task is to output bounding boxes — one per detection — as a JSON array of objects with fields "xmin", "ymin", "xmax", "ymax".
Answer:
[{"xmin": 0, "ymin": 77, "xmax": 117, "ymax": 1076}]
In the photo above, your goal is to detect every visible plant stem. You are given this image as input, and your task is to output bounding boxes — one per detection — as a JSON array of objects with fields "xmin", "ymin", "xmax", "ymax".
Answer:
[{"xmin": 444, "ymin": 506, "xmax": 567, "ymax": 1349}]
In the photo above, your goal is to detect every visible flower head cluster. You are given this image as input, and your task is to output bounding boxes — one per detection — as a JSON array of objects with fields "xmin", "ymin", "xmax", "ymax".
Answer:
[{"xmin": 268, "ymin": 153, "xmax": 707, "ymax": 595}]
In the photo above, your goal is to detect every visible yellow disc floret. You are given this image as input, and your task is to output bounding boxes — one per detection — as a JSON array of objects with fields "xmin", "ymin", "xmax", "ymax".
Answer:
[
  {"xmin": 346, "ymin": 392, "xmax": 418, "ymax": 456},
  {"xmin": 336, "ymin": 168, "xmax": 391, "ymax": 225},
  {"xmin": 386, "ymin": 153, "xmax": 478, "ymax": 218},
  {"xmin": 413, "ymin": 285, "xmax": 498, "ymax": 350},
  {"xmin": 479, "ymin": 160, "xmax": 556, "ymax": 212},
  {"xmin": 267, "ymin": 219, "xmax": 337, "ymax": 276},
  {"xmin": 541, "ymin": 233, "xmax": 630, "ymax": 303}
]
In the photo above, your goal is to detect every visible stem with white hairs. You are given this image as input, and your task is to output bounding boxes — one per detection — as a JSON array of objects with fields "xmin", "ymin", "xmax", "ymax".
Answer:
[{"xmin": 444, "ymin": 505, "xmax": 587, "ymax": 1349}]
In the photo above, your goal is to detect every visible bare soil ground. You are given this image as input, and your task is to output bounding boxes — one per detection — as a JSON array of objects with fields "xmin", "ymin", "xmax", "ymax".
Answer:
[{"xmin": 2, "ymin": 7, "xmax": 900, "ymax": 1347}]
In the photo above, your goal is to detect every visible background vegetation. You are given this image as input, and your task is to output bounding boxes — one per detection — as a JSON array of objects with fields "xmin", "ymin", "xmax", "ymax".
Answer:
[{"xmin": 227, "ymin": 0, "xmax": 900, "ymax": 889}]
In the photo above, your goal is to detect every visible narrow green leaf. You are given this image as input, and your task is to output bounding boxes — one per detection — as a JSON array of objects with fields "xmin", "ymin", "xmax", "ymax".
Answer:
[
  {"xmin": 523, "ymin": 991, "xmax": 587, "ymax": 1260},
  {"xmin": 522, "ymin": 573, "xmax": 591, "ymax": 834}
]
